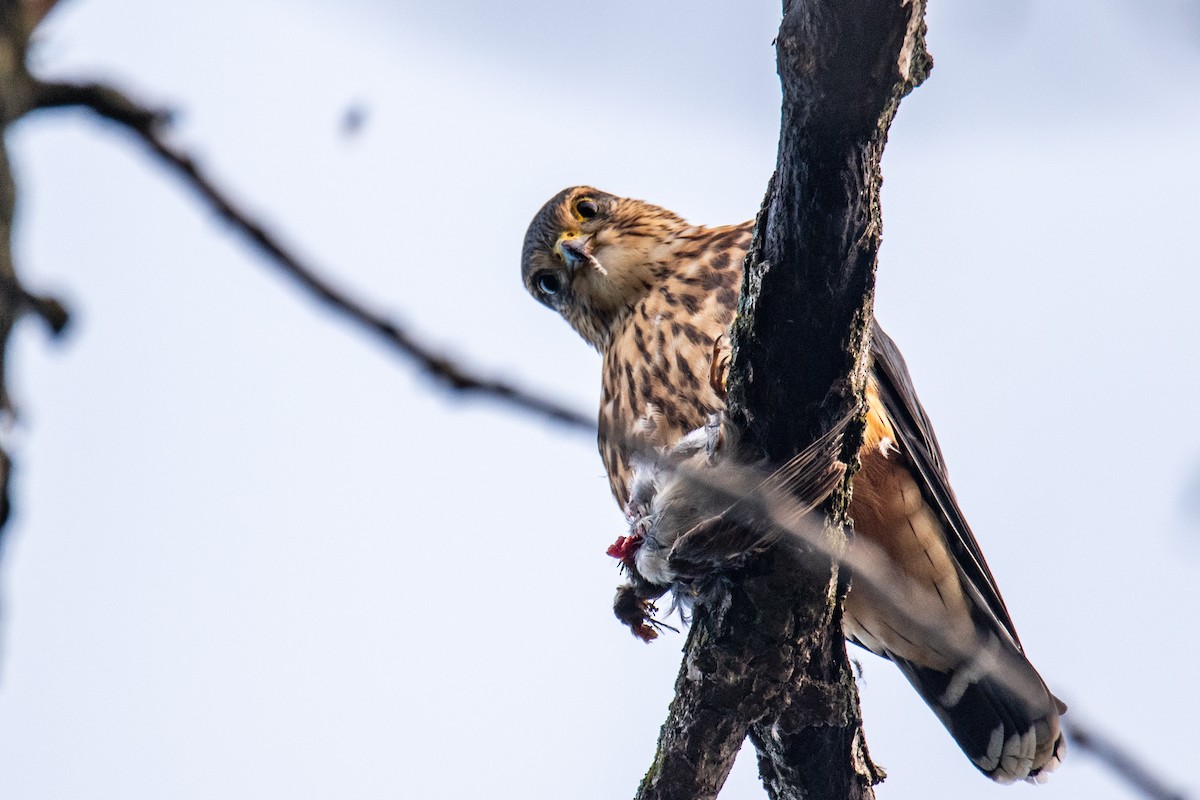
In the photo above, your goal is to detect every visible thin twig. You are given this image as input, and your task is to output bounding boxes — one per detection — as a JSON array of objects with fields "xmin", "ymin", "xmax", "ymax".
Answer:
[
  {"xmin": 0, "ymin": 272, "xmax": 69, "ymax": 334},
  {"xmin": 638, "ymin": 450, "xmax": 1193, "ymax": 800},
  {"xmin": 28, "ymin": 79, "xmax": 594, "ymax": 432},
  {"xmin": 20, "ymin": 0, "xmax": 63, "ymax": 37},
  {"xmin": 1065, "ymin": 718, "xmax": 1190, "ymax": 800}
]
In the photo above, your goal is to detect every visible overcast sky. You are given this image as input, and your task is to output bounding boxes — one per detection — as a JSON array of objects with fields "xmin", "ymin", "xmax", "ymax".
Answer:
[{"xmin": 0, "ymin": 2, "xmax": 1197, "ymax": 799}]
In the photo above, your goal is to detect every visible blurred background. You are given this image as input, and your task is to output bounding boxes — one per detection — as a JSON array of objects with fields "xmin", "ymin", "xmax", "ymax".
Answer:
[{"xmin": 0, "ymin": 0, "xmax": 1197, "ymax": 797}]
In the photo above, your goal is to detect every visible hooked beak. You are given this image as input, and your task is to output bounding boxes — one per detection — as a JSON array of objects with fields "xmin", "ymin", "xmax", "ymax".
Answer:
[{"xmin": 553, "ymin": 232, "xmax": 594, "ymax": 274}]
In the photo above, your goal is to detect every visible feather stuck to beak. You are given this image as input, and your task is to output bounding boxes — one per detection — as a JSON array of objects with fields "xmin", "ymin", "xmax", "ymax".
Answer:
[{"xmin": 553, "ymin": 232, "xmax": 603, "ymax": 275}]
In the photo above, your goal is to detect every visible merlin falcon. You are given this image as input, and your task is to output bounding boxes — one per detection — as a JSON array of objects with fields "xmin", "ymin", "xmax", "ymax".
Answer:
[{"xmin": 520, "ymin": 186, "xmax": 1065, "ymax": 783}]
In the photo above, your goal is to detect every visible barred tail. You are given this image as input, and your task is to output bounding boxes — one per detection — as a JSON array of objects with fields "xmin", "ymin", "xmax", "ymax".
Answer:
[{"xmin": 890, "ymin": 640, "xmax": 1066, "ymax": 783}]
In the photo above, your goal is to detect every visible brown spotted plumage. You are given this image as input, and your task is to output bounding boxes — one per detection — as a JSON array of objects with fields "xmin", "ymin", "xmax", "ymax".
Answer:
[
  {"xmin": 521, "ymin": 187, "xmax": 748, "ymax": 503},
  {"xmin": 521, "ymin": 187, "xmax": 1064, "ymax": 784}
]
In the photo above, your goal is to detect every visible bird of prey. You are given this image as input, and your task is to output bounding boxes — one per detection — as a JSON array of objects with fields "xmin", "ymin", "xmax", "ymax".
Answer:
[{"xmin": 520, "ymin": 186, "xmax": 1065, "ymax": 783}]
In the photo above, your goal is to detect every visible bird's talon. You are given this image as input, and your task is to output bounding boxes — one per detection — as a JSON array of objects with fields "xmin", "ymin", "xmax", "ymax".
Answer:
[{"xmin": 709, "ymin": 334, "xmax": 730, "ymax": 398}]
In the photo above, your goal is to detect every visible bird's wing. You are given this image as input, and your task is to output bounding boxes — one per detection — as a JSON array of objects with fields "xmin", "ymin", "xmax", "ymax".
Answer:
[{"xmin": 867, "ymin": 320, "xmax": 1020, "ymax": 645}]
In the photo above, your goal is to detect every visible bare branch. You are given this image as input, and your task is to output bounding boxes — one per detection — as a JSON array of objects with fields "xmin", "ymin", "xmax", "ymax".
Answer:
[
  {"xmin": 2, "ymin": 19, "xmax": 1184, "ymax": 800},
  {"xmin": 27, "ymin": 79, "xmax": 595, "ymax": 433},
  {"xmin": 19, "ymin": 0, "xmax": 61, "ymax": 37},
  {"xmin": 633, "ymin": 439, "xmax": 1193, "ymax": 799},
  {"xmin": 0, "ymin": 272, "xmax": 69, "ymax": 334},
  {"xmin": 1064, "ymin": 718, "xmax": 1191, "ymax": 800},
  {"xmin": 663, "ymin": 457, "xmax": 1042, "ymax": 712},
  {"xmin": 0, "ymin": 0, "xmax": 43, "ymax": 526}
]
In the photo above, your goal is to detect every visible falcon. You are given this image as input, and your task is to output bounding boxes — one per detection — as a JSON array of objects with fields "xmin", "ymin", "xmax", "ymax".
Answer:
[{"xmin": 520, "ymin": 186, "xmax": 1065, "ymax": 783}]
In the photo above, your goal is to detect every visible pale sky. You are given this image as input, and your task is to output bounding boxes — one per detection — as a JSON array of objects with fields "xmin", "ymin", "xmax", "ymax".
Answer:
[{"xmin": 0, "ymin": 2, "xmax": 1197, "ymax": 799}]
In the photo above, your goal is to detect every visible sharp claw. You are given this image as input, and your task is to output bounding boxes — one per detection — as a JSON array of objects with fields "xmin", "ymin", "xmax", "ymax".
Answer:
[{"xmin": 708, "ymin": 334, "xmax": 730, "ymax": 398}]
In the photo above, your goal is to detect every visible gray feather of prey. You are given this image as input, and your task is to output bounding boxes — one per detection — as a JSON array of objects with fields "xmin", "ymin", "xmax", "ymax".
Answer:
[{"xmin": 612, "ymin": 407, "xmax": 856, "ymax": 635}]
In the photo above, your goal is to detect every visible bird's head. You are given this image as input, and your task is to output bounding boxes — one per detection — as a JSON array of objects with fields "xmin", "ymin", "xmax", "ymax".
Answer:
[{"xmin": 521, "ymin": 186, "xmax": 690, "ymax": 350}]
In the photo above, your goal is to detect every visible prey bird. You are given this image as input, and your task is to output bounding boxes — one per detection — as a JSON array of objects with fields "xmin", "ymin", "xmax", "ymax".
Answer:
[{"xmin": 520, "ymin": 186, "xmax": 1065, "ymax": 783}]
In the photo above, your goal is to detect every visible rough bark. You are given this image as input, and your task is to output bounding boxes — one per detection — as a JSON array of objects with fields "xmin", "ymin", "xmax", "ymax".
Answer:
[{"xmin": 636, "ymin": 1, "xmax": 930, "ymax": 798}]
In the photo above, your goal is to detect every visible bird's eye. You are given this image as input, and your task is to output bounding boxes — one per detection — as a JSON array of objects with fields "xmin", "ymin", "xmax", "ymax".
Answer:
[
  {"xmin": 536, "ymin": 272, "xmax": 562, "ymax": 296},
  {"xmin": 575, "ymin": 199, "xmax": 598, "ymax": 220}
]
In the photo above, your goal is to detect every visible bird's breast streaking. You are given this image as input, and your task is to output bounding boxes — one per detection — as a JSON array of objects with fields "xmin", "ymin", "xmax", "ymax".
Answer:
[{"xmin": 520, "ymin": 186, "xmax": 1065, "ymax": 784}]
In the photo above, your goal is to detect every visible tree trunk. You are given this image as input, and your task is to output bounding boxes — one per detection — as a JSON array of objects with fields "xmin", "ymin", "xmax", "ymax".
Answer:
[{"xmin": 636, "ymin": 2, "xmax": 930, "ymax": 797}]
